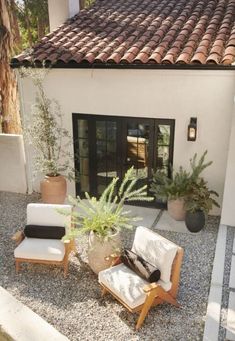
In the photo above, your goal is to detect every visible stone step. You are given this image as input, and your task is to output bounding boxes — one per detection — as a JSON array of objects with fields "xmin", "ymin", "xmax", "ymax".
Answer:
[{"xmin": 0, "ymin": 286, "xmax": 69, "ymax": 341}]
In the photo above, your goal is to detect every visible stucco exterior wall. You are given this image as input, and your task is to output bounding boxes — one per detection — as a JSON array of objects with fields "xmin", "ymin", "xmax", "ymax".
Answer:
[
  {"xmin": 0, "ymin": 134, "xmax": 27, "ymax": 193},
  {"xmin": 18, "ymin": 68, "xmax": 235, "ymax": 215}
]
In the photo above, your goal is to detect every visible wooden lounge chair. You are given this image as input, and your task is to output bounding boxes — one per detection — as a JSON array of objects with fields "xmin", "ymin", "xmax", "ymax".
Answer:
[
  {"xmin": 12, "ymin": 203, "xmax": 75, "ymax": 278},
  {"xmin": 98, "ymin": 226, "xmax": 184, "ymax": 329}
]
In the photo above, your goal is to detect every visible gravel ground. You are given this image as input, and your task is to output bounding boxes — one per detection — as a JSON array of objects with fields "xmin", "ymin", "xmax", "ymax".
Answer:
[
  {"xmin": 219, "ymin": 226, "xmax": 235, "ymax": 341},
  {"xmin": 0, "ymin": 191, "xmax": 219, "ymax": 341}
]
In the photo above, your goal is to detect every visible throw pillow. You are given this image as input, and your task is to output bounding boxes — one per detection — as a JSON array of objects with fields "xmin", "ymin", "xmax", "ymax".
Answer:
[
  {"xmin": 24, "ymin": 225, "xmax": 65, "ymax": 239},
  {"xmin": 121, "ymin": 249, "xmax": 161, "ymax": 283}
]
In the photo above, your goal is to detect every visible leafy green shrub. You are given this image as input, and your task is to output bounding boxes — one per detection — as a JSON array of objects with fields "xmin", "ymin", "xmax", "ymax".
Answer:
[
  {"xmin": 150, "ymin": 167, "xmax": 191, "ymax": 201},
  {"xmin": 150, "ymin": 151, "xmax": 215, "ymax": 203},
  {"xmin": 185, "ymin": 178, "xmax": 219, "ymax": 213}
]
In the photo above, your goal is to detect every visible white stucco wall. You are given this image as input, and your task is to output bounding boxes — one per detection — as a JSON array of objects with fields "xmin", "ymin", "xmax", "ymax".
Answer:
[
  {"xmin": 221, "ymin": 97, "xmax": 235, "ymax": 226},
  {"xmin": 18, "ymin": 68, "xmax": 235, "ymax": 215},
  {"xmin": 0, "ymin": 134, "xmax": 27, "ymax": 193}
]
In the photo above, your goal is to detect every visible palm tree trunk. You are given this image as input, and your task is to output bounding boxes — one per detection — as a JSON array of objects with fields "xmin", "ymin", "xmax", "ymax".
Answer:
[{"xmin": 0, "ymin": 0, "xmax": 21, "ymax": 134}]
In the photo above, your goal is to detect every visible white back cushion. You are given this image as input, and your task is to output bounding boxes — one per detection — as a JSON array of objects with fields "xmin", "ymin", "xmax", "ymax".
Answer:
[
  {"xmin": 132, "ymin": 226, "xmax": 178, "ymax": 284},
  {"xmin": 27, "ymin": 203, "xmax": 72, "ymax": 228}
]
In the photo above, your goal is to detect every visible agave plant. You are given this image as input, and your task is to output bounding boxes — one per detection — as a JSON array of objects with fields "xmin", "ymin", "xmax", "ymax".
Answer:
[{"xmin": 60, "ymin": 167, "xmax": 153, "ymax": 240}]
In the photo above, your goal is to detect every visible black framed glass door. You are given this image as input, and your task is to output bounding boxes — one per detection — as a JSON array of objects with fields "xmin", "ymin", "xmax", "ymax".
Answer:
[{"xmin": 73, "ymin": 114, "xmax": 175, "ymax": 205}]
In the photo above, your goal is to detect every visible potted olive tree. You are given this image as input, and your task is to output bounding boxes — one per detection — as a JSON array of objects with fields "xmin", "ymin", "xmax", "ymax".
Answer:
[
  {"xmin": 61, "ymin": 167, "xmax": 153, "ymax": 274},
  {"xmin": 185, "ymin": 178, "xmax": 219, "ymax": 232},
  {"xmin": 20, "ymin": 67, "xmax": 74, "ymax": 204}
]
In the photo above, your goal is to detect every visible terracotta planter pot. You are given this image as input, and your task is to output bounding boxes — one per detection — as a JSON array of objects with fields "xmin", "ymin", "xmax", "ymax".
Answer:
[
  {"xmin": 167, "ymin": 198, "xmax": 186, "ymax": 221},
  {"xmin": 40, "ymin": 175, "xmax": 67, "ymax": 204},
  {"xmin": 88, "ymin": 230, "xmax": 121, "ymax": 274}
]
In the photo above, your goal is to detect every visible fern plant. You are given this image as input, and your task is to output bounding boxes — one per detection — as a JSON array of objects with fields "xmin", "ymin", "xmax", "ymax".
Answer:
[
  {"xmin": 150, "ymin": 167, "xmax": 191, "ymax": 201},
  {"xmin": 151, "ymin": 151, "xmax": 214, "ymax": 202},
  {"xmin": 60, "ymin": 167, "xmax": 153, "ymax": 240}
]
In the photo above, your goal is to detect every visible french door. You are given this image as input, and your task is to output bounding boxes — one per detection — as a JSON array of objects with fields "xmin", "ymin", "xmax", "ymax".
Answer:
[{"xmin": 72, "ymin": 114, "xmax": 175, "ymax": 205}]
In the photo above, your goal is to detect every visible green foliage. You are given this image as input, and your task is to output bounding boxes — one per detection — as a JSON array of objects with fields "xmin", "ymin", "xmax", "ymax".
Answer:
[
  {"xmin": 15, "ymin": 0, "xmax": 49, "ymax": 49},
  {"xmin": 190, "ymin": 151, "xmax": 212, "ymax": 182},
  {"xmin": 151, "ymin": 150, "xmax": 220, "ymax": 214},
  {"xmin": 150, "ymin": 167, "xmax": 191, "ymax": 201},
  {"xmin": 185, "ymin": 178, "xmax": 219, "ymax": 214},
  {"xmin": 20, "ymin": 66, "xmax": 75, "ymax": 179},
  {"xmin": 60, "ymin": 167, "xmax": 153, "ymax": 241}
]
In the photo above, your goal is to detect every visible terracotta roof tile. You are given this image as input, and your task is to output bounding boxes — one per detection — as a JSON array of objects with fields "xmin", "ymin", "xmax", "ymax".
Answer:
[{"xmin": 12, "ymin": 0, "xmax": 235, "ymax": 67}]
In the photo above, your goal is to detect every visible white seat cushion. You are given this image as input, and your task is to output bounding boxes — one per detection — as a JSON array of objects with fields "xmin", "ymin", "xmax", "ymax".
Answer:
[
  {"xmin": 14, "ymin": 238, "xmax": 65, "ymax": 261},
  {"xmin": 132, "ymin": 226, "xmax": 179, "ymax": 284},
  {"xmin": 98, "ymin": 264, "xmax": 172, "ymax": 309},
  {"xmin": 27, "ymin": 203, "xmax": 72, "ymax": 228}
]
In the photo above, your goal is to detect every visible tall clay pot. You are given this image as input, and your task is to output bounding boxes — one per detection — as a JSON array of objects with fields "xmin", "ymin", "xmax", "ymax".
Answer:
[
  {"xmin": 167, "ymin": 198, "xmax": 186, "ymax": 221},
  {"xmin": 40, "ymin": 175, "xmax": 67, "ymax": 204},
  {"xmin": 88, "ymin": 230, "xmax": 121, "ymax": 274},
  {"xmin": 185, "ymin": 210, "xmax": 206, "ymax": 233}
]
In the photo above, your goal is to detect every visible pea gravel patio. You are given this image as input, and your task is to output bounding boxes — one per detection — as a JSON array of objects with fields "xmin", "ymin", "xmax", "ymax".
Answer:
[{"xmin": 0, "ymin": 191, "xmax": 219, "ymax": 341}]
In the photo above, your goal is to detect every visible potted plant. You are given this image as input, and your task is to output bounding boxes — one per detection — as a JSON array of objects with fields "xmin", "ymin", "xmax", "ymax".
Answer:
[
  {"xmin": 20, "ymin": 67, "xmax": 75, "ymax": 204},
  {"xmin": 185, "ymin": 178, "xmax": 219, "ymax": 232},
  {"xmin": 61, "ymin": 167, "xmax": 153, "ymax": 274},
  {"xmin": 150, "ymin": 167, "xmax": 191, "ymax": 220},
  {"xmin": 150, "ymin": 151, "xmax": 214, "ymax": 221}
]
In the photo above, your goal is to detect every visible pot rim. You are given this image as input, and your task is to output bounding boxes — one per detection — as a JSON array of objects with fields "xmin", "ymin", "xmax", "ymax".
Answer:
[{"xmin": 90, "ymin": 229, "xmax": 120, "ymax": 239}]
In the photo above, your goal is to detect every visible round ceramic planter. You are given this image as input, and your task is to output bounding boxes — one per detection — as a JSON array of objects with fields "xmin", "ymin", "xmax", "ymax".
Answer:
[
  {"xmin": 167, "ymin": 198, "xmax": 186, "ymax": 221},
  {"xmin": 40, "ymin": 175, "xmax": 67, "ymax": 204},
  {"xmin": 88, "ymin": 230, "xmax": 121, "ymax": 274},
  {"xmin": 185, "ymin": 210, "xmax": 206, "ymax": 233}
]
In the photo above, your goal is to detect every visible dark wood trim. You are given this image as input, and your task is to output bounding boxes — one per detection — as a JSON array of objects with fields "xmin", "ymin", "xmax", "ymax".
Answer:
[{"xmin": 11, "ymin": 60, "xmax": 235, "ymax": 71}]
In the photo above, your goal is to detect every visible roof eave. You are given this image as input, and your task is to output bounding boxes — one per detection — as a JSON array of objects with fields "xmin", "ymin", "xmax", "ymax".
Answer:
[{"xmin": 10, "ymin": 60, "xmax": 235, "ymax": 71}]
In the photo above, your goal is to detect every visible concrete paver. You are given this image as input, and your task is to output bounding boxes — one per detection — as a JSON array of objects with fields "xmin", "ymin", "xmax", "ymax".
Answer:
[
  {"xmin": 226, "ymin": 292, "xmax": 235, "ymax": 340},
  {"xmin": 154, "ymin": 211, "xmax": 190, "ymax": 233},
  {"xmin": 229, "ymin": 256, "xmax": 235, "ymax": 289},
  {"xmin": 124, "ymin": 204, "xmax": 160, "ymax": 228}
]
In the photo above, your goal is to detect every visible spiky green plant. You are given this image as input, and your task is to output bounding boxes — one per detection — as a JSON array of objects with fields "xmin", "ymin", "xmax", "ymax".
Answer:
[
  {"xmin": 150, "ymin": 151, "xmax": 215, "ymax": 202},
  {"xmin": 60, "ymin": 167, "xmax": 153, "ymax": 241}
]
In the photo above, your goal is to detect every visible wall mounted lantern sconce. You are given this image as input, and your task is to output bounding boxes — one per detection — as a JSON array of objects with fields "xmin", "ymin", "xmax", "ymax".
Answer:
[{"xmin": 187, "ymin": 117, "xmax": 197, "ymax": 141}]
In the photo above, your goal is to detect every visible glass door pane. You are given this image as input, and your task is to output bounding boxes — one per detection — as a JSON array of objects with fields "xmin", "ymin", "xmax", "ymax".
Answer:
[
  {"xmin": 96, "ymin": 120, "xmax": 118, "ymax": 196},
  {"xmin": 155, "ymin": 122, "xmax": 174, "ymax": 177},
  {"xmin": 124, "ymin": 119, "xmax": 154, "ymax": 192},
  {"xmin": 76, "ymin": 119, "xmax": 89, "ymax": 192}
]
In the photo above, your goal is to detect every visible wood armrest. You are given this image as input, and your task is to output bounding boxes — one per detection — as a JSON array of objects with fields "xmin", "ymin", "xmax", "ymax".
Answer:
[
  {"xmin": 105, "ymin": 254, "xmax": 122, "ymax": 267},
  {"xmin": 12, "ymin": 231, "xmax": 24, "ymax": 244},
  {"xmin": 143, "ymin": 282, "xmax": 160, "ymax": 293}
]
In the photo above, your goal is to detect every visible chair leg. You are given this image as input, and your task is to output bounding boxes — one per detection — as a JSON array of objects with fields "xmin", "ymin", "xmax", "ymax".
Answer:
[
  {"xmin": 64, "ymin": 260, "xmax": 69, "ymax": 278},
  {"xmin": 136, "ymin": 290, "xmax": 156, "ymax": 330},
  {"xmin": 101, "ymin": 286, "xmax": 108, "ymax": 297},
  {"xmin": 15, "ymin": 260, "xmax": 20, "ymax": 273},
  {"xmin": 71, "ymin": 240, "xmax": 77, "ymax": 253},
  {"xmin": 157, "ymin": 287, "xmax": 180, "ymax": 308}
]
